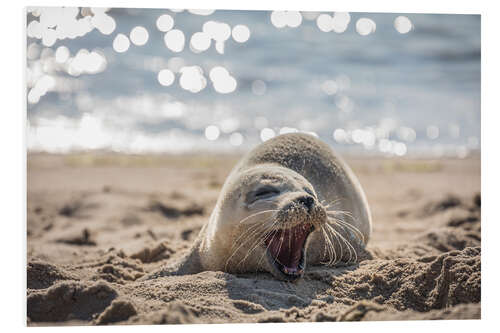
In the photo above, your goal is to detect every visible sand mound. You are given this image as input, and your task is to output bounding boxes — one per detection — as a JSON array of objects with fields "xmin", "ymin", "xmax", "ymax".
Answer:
[
  {"xmin": 27, "ymin": 260, "xmax": 77, "ymax": 290},
  {"xmin": 27, "ymin": 193, "xmax": 481, "ymax": 324},
  {"xmin": 127, "ymin": 302, "xmax": 201, "ymax": 325},
  {"xmin": 27, "ymin": 281, "xmax": 118, "ymax": 322},
  {"xmin": 95, "ymin": 298, "xmax": 137, "ymax": 325},
  {"xmin": 129, "ymin": 242, "xmax": 175, "ymax": 263},
  {"xmin": 26, "ymin": 155, "xmax": 481, "ymax": 325}
]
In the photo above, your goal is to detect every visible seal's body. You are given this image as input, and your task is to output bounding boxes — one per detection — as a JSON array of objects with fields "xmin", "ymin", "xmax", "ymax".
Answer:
[{"xmin": 145, "ymin": 133, "xmax": 372, "ymax": 281}]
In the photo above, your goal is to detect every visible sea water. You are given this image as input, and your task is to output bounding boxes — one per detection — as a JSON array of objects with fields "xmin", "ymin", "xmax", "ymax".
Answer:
[{"xmin": 26, "ymin": 8, "xmax": 480, "ymax": 157}]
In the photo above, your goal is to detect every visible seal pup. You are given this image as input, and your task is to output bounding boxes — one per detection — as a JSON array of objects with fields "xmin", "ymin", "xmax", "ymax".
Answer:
[{"xmin": 143, "ymin": 133, "xmax": 372, "ymax": 281}]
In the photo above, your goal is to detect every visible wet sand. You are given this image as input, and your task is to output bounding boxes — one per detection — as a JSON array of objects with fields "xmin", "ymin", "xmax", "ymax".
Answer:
[{"xmin": 26, "ymin": 153, "xmax": 481, "ymax": 325}]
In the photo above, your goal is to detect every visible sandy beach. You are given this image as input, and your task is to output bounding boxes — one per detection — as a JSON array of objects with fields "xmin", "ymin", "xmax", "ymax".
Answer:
[{"xmin": 26, "ymin": 152, "xmax": 481, "ymax": 325}]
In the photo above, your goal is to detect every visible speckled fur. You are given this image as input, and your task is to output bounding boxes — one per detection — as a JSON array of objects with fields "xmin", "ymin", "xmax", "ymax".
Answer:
[{"xmin": 142, "ymin": 133, "xmax": 372, "ymax": 280}]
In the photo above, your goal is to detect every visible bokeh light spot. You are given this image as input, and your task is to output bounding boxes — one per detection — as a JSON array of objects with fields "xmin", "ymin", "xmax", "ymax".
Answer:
[
  {"xmin": 67, "ymin": 49, "xmax": 107, "ymax": 75},
  {"xmin": 332, "ymin": 12, "xmax": 351, "ymax": 33},
  {"xmin": 130, "ymin": 26, "xmax": 149, "ymax": 46},
  {"xmin": 190, "ymin": 32, "xmax": 211, "ymax": 52},
  {"xmin": 55, "ymin": 46, "xmax": 70, "ymax": 63},
  {"xmin": 260, "ymin": 128, "xmax": 276, "ymax": 141},
  {"xmin": 205, "ymin": 125, "xmax": 220, "ymax": 141},
  {"xmin": 157, "ymin": 69, "xmax": 175, "ymax": 86},
  {"xmin": 232, "ymin": 25, "xmax": 250, "ymax": 43},
  {"xmin": 28, "ymin": 88, "xmax": 41, "ymax": 104},
  {"xmin": 209, "ymin": 66, "xmax": 229, "ymax": 81},
  {"xmin": 270, "ymin": 11, "xmax": 287, "ymax": 28},
  {"xmin": 42, "ymin": 28, "xmax": 57, "ymax": 47},
  {"xmin": 179, "ymin": 66, "xmax": 207, "ymax": 93},
  {"xmin": 356, "ymin": 18, "xmax": 376, "ymax": 36},
  {"xmin": 316, "ymin": 14, "xmax": 333, "ymax": 32},
  {"xmin": 164, "ymin": 29, "xmax": 185, "ymax": 52},
  {"xmin": 27, "ymin": 20, "xmax": 43, "ymax": 39},
  {"xmin": 39, "ymin": 7, "xmax": 62, "ymax": 28},
  {"xmin": 271, "ymin": 11, "xmax": 303, "ymax": 28},
  {"xmin": 188, "ymin": 9, "xmax": 215, "ymax": 16},
  {"xmin": 333, "ymin": 128, "xmax": 347, "ymax": 143},
  {"xmin": 394, "ymin": 16, "xmax": 413, "ymax": 34},
  {"xmin": 209, "ymin": 66, "xmax": 237, "ymax": 94},
  {"xmin": 156, "ymin": 14, "xmax": 174, "ymax": 32},
  {"xmin": 394, "ymin": 142, "xmax": 407, "ymax": 156},
  {"xmin": 91, "ymin": 13, "xmax": 116, "ymax": 35},
  {"xmin": 113, "ymin": 34, "xmax": 130, "ymax": 53},
  {"xmin": 215, "ymin": 41, "xmax": 225, "ymax": 54},
  {"xmin": 203, "ymin": 21, "xmax": 231, "ymax": 42},
  {"xmin": 286, "ymin": 11, "xmax": 302, "ymax": 28}
]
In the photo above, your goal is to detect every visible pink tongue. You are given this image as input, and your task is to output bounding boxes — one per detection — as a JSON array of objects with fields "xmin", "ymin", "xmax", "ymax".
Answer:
[{"xmin": 266, "ymin": 224, "xmax": 311, "ymax": 269}]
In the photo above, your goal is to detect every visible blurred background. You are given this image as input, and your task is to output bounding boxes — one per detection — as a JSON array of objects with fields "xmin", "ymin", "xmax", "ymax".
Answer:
[{"xmin": 26, "ymin": 7, "xmax": 480, "ymax": 157}]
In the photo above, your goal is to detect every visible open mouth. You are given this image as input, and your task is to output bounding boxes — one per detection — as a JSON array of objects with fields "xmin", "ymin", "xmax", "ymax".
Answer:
[{"xmin": 264, "ymin": 223, "xmax": 313, "ymax": 280}]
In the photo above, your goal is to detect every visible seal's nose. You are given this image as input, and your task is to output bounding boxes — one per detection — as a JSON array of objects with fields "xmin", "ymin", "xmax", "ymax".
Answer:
[{"xmin": 296, "ymin": 195, "xmax": 315, "ymax": 212}]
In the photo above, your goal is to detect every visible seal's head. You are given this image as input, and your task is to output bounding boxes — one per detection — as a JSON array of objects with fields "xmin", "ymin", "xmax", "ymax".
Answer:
[{"xmin": 211, "ymin": 164, "xmax": 327, "ymax": 281}]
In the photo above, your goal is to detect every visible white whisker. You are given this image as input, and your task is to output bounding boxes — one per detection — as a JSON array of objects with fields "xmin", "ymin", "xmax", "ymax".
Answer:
[
  {"xmin": 319, "ymin": 225, "xmax": 337, "ymax": 266},
  {"xmin": 324, "ymin": 223, "xmax": 358, "ymax": 263},
  {"xmin": 236, "ymin": 217, "xmax": 280, "ymax": 270},
  {"xmin": 322, "ymin": 197, "xmax": 344, "ymax": 210},
  {"xmin": 237, "ymin": 209, "xmax": 279, "ymax": 225},
  {"xmin": 326, "ymin": 214, "xmax": 364, "ymax": 243},
  {"xmin": 256, "ymin": 219, "xmax": 280, "ymax": 267},
  {"xmin": 225, "ymin": 216, "xmax": 275, "ymax": 271}
]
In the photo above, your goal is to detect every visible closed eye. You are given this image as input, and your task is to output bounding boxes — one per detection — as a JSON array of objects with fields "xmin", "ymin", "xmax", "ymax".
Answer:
[{"xmin": 253, "ymin": 186, "xmax": 280, "ymax": 201}]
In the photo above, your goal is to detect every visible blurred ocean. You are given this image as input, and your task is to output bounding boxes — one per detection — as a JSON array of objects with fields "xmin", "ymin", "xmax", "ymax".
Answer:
[{"xmin": 26, "ymin": 8, "xmax": 481, "ymax": 157}]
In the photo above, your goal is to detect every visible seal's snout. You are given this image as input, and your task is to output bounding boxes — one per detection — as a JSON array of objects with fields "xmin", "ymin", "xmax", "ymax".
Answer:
[
  {"xmin": 263, "ymin": 194, "xmax": 320, "ymax": 281},
  {"xmin": 296, "ymin": 195, "xmax": 315, "ymax": 212}
]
